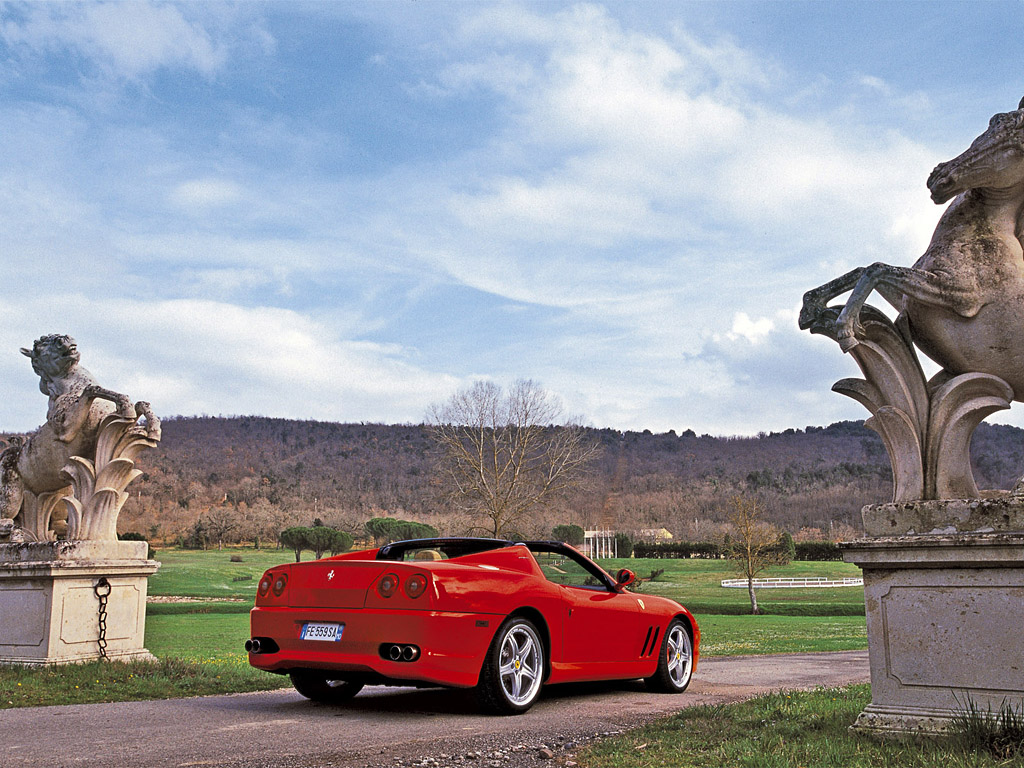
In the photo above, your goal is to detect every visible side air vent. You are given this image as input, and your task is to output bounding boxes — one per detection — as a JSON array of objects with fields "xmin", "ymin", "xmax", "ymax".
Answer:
[
  {"xmin": 639, "ymin": 626, "xmax": 660, "ymax": 658},
  {"xmin": 647, "ymin": 627, "xmax": 660, "ymax": 656},
  {"xmin": 640, "ymin": 627, "xmax": 653, "ymax": 657}
]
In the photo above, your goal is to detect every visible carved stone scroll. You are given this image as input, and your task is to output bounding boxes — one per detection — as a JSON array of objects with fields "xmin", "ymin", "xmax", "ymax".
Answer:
[
  {"xmin": 808, "ymin": 305, "xmax": 1012, "ymax": 502},
  {"xmin": 60, "ymin": 414, "xmax": 160, "ymax": 541}
]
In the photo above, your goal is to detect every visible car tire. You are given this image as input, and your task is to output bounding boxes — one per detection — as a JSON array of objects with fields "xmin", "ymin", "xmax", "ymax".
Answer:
[
  {"xmin": 477, "ymin": 615, "xmax": 545, "ymax": 715},
  {"xmin": 289, "ymin": 670, "xmax": 364, "ymax": 703},
  {"xmin": 645, "ymin": 618, "xmax": 694, "ymax": 693}
]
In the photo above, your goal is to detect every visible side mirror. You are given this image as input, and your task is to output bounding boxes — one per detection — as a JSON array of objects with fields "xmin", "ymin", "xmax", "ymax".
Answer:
[{"xmin": 615, "ymin": 568, "xmax": 636, "ymax": 589}]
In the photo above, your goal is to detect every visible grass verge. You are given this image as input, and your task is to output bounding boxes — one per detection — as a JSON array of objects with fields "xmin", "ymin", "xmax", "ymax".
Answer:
[
  {"xmin": 0, "ymin": 610, "xmax": 290, "ymax": 709},
  {"xmin": 696, "ymin": 614, "xmax": 866, "ymax": 656},
  {"xmin": 0, "ymin": 657, "xmax": 285, "ymax": 709},
  {"xmin": 578, "ymin": 685, "xmax": 1015, "ymax": 768}
]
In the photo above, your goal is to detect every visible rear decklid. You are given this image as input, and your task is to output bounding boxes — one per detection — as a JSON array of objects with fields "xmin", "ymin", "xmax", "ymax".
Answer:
[{"xmin": 286, "ymin": 560, "xmax": 389, "ymax": 608}]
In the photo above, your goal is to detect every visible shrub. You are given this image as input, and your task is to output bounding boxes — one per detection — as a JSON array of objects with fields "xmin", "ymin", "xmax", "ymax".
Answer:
[
  {"xmin": 552, "ymin": 524, "xmax": 585, "ymax": 545},
  {"xmin": 279, "ymin": 526, "xmax": 310, "ymax": 562},
  {"xmin": 280, "ymin": 526, "xmax": 354, "ymax": 561},
  {"xmin": 794, "ymin": 541, "xmax": 843, "ymax": 561},
  {"xmin": 364, "ymin": 517, "xmax": 438, "ymax": 544},
  {"xmin": 632, "ymin": 541, "xmax": 724, "ymax": 559},
  {"xmin": 775, "ymin": 531, "xmax": 796, "ymax": 565},
  {"xmin": 615, "ymin": 531, "xmax": 634, "ymax": 557}
]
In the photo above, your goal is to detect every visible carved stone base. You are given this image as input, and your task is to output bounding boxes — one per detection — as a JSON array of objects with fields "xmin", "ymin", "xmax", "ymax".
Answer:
[
  {"xmin": 842, "ymin": 526, "xmax": 1024, "ymax": 737},
  {"xmin": 850, "ymin": 703, "xmax": 956, "ymax": 738},
  {"xmin": 862, "ymin": 494, "xmax": 1024, "ymax": 536},
  {"xmin": 0, "ymin": 540, "xmax": 159, "ymax": 665}
]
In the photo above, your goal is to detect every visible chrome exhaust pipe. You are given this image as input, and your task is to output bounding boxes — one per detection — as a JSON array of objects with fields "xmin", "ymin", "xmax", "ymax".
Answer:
[
  {"xmin": 388, "ymin": 644, "xmax": 402, "ymax": 660},
  {"xmin": 402, "ymin": 645, "xmax": 417, "ymax": 662},
  {"xmin": 245, "ymin": 638, "xmax": 261, "ymax": 654}
]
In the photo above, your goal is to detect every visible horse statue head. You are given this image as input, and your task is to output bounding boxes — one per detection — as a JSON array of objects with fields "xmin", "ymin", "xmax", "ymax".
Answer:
[
  {"xmin": 21, "ymin": 334, "xmax": 81, "ymax": 397},
  {"xmin": 927, "ymin": 96, "xmax": 1024, "ymax": 205}
]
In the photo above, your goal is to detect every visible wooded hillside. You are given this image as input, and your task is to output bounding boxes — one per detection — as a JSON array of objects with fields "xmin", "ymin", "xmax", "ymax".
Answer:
[{"xmin": 6, "ymin": 416, "xmax": 1024, "ymax": 543}]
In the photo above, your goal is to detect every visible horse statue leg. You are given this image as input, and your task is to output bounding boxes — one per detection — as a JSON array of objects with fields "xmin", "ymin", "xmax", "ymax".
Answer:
[
  {"xmin": 801, "ymin": 262, "xmax": 983, "ymax": 351},
  {"xmin": 86, "ymin": 385, "xmax": 137, "ymax": 419},
  {"xmin": 134, "ymin": 401, "xmax": 161, "ymax": 441},
  {"xmin": 799, "ymin": 267, "xmax": 867, "ymax": 332},
  {"xmin": 0, "ymin": 442, "xmax": 25, "ymax": 528}
]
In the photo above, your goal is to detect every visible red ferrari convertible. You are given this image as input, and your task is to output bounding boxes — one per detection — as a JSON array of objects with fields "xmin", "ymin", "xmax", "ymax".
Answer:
[{"xmin": 247, "ymin": 538, "xmax": 699, "ymax": 714}]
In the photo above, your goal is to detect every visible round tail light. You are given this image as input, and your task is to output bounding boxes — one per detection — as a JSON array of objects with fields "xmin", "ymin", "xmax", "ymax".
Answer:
[
  {"xmin": 272, "ymin": 574, "xmax": 288, "ymax": 596},
  {"xmin": 378, "ymin": 573, "xmax": 399, "ymax": 598},
  {"xmin": 258, "ymin": 575, "xmax": 273, "ymax": 597},
  {"xmin": 405, "ymin": 574, "xmax": 428, "ymax": 599}
]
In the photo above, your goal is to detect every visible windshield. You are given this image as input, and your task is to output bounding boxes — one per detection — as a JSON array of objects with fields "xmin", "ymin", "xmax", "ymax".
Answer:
[
  {"xmin": 526, "ymin": 542, "xmax": 615, "ymax": 590},
  {"xmin": 376, "ymin": 538, "xmax": 510, "ymax": 561}
]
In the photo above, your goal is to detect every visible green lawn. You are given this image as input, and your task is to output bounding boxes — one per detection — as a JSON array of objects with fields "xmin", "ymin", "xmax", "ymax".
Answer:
[
  {"xmin": 578, "ymin": 685, "xmax": 1013, "ymax": 768},
  {"xmin": 146, "ymin": 611, "xmax": 254, "ymax": 662},
  {"xmin": 696, "ymin": 615, "xmax": 867, "ymax": 656},
  {"xmin": 598, "ymin": 556, "xmax": 866, "ymax": 616},
  {"xmin": 147, "ymin": 547, "xmax": 295, "ymax": 598}
]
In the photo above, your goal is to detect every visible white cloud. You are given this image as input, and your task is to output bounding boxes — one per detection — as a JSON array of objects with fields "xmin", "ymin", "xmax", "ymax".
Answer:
[
  {"xmin": 727, "ymin": 312, "xmax": 774, "ymax": 344},
  {"xmin": 1, "ymin": 2, "xmax": 232, "ymax": 78},
  {"xmin": 0, "ymin": 296, "xmax": 462, "ymax": 432},
  {"xmin": 169, "ymin": 178, "xmax": 243, "ymax": 209},
  {"xmin": 422, "ymin": 2, "xmax": 945, "ymax": 323}
]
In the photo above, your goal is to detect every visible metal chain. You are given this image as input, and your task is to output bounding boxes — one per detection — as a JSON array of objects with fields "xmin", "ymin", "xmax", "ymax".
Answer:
[{"xmin": 93, "ymin": 577, "xmax": 111, "ymax": 660}]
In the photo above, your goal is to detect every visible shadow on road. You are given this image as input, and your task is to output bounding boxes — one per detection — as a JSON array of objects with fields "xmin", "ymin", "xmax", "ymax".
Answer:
[{"xmin": 231, "ymin": 677, "xmax": 654, "ymax": 718}]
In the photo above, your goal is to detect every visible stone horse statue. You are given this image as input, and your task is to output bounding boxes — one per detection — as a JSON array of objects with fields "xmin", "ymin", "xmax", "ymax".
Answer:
[
  {"xmin": 800, "ymin": 97, "xmax": 1024, "ymax": 401},
  {"xmin": 0, "ymin": 334, "xmax": 159, "ymax": 540}
]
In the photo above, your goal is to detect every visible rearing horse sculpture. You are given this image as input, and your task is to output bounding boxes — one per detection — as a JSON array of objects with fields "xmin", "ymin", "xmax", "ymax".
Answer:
[
  {"xmin": 801, "ymin": 97, "xmax": 1024, "ymax": 401},
  {"xmin": 0, "ymin": 334, "xmax": 159, "ymax": 540}
]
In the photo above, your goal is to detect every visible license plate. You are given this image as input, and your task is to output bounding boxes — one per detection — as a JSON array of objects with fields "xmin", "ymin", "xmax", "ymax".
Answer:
[{"xmin": 300, "ymin": 622, "xmax": 344, "ymax": 642}]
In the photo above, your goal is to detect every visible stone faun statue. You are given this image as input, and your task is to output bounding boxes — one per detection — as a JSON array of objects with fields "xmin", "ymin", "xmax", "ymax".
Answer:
[
  {"xmin": 0, "ymin": 334, "xmax": 160, "ymax": 542},
  {"xmin": 800, "ymin": 98, "xmax": 1024, "ymax": 503}
]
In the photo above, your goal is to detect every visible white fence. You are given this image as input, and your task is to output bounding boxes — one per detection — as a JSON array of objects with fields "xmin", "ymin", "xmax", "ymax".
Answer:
[{"xmin": 720, "ymin": 577, "xmax": 863, "ymax": 589}]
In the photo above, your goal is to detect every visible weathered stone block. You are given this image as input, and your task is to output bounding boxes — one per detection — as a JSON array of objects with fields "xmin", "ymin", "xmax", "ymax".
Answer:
[
  {"xmin": 0, "ymin": 540, "xmax": 159, "ymax": 665},
  {"xmin": 843, "ymin": 531, "xmax": 1024, "ymax": 736},
  {"xmin": 862, "ymin": 496, "xmax": 1024, "ymax": 536}
]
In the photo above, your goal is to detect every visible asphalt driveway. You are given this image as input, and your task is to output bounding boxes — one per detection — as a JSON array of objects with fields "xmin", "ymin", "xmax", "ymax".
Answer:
[{"xmin": 0, "ymin": 650, "xmax": 868, "ymax": 768}]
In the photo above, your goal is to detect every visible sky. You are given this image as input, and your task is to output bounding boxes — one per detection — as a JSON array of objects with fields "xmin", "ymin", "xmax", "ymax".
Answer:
[{"xmin": 2, "ymin": 0, "xmax": 1024, "ymax": 436}]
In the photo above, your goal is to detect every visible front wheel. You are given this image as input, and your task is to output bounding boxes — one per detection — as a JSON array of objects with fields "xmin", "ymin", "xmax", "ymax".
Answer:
[
  {"xmin": 645, "ymin": 619, "xmax": 693, "ymax": 693},
  {"xmin": 477, "ymin": 616, "xmax": 545, "ymax": 714},
  {"xmin": 289, "ymin": 670, "xmax": 364, "ymax": 703}
]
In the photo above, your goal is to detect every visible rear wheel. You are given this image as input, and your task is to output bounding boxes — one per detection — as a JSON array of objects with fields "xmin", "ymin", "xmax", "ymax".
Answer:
[
  {"xmin": 645, "ymin": 619, "xmax": 693, "ymax": 693},
  {"xmin": 289, "ymin": 670, "xmax": 364, "ymax": 703},
  {"xmin": 477, "ymin": 616, "xmax": 545, "ymax": 714}
]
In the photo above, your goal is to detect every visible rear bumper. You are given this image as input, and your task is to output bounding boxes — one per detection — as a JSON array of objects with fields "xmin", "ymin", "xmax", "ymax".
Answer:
[{"xmin": 248, "ymin": 606, "xmax": 501, "ymax": 688}]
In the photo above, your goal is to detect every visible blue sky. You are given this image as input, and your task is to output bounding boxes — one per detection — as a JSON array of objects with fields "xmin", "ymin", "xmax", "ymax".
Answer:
[{"xmin": 2, "ymin": 1, "xmax": 1023, "ymax": 435}]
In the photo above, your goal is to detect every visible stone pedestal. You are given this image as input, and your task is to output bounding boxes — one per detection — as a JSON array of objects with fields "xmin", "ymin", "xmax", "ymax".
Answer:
[
  {"xmin": 0, "ymin": 540, "xmax": 160, "ymax": 665},
  {"xmin": 842, "ymin": 529, "xmax": 1024, "ymax": 736}
]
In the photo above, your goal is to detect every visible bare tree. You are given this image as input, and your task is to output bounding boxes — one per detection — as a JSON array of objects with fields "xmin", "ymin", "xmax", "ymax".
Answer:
[
  {"xmin": 725, "ymin": 495, "xmax": 786, "ymax": 615},
  {"xmin": 427, "ymin": 380, "xmax": 601, "ymax": 538},
  {"xmin": 201, "ymin": 506, "xmax": 241, "ymax": 551},
  {"xmin": 244, "ymin": 498, "xmax": 289, "ymax": 549}
]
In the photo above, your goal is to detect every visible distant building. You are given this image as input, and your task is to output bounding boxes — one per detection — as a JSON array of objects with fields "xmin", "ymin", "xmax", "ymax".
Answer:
[
  {"xmin": 636, "ymin": 527, "xmax": 673, "ymax": 543},
  {"xmin": 583, "ymin": 530, "xmax": 616, "ymax": 559}
]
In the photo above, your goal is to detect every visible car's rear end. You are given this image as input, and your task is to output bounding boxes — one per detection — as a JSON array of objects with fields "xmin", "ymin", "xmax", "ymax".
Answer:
[{"xmin": 247, "ymin": 552, "xmax": 505, "ymax": 689}]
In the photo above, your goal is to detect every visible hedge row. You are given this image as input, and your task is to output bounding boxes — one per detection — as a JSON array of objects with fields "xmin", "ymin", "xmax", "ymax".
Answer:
[
  {"xmin": 632, "ymin": 541, "xmax": 724, "ymax": 559},
  {"xmin": 631, "ymin": 540, "xmax": 843, "ymax": 561}
]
